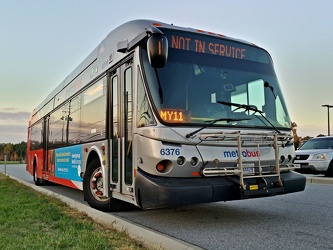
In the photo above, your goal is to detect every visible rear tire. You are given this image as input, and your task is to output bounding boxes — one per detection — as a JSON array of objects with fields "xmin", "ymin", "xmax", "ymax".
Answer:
[
  {"xmin": 83, "ymin": 158, "xmax": 110, "ymax": 211},
  {"xmin": 33, "ymin": 164, "xmax": 44, "ymax": 186}
]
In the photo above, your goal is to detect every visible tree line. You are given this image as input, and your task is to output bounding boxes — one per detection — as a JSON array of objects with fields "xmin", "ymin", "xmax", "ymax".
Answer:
[{"xmin": 0, "ymin": 142, "xmax": 26, "ymax": 162}]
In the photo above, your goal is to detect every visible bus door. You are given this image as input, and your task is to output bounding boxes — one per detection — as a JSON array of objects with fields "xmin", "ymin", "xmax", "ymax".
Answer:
[{"xmin": 110, "ymin": 60, "xmax": 133, "ymax": 197}]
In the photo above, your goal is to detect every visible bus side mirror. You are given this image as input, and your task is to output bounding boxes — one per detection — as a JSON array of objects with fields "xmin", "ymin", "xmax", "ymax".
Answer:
[{"xmin": 147, "ymin": 35, "xmax": 168, "ymax": 68}]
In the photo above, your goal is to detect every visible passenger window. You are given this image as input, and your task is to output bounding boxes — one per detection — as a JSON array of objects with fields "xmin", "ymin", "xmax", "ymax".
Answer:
[{"xmin": 80, "ymin": 79, "xmax": 106, "ymax": 142}]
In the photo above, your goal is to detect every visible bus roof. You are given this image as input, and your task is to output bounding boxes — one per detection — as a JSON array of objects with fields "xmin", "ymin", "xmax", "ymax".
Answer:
[{"xmin": 30, "ymin": 19, "xmax": 260, "ymax": 124}]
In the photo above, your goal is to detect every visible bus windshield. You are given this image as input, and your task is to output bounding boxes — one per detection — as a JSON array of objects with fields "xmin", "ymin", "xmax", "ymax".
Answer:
[{"xmin": 141, "ymin": 30, "xmax": 291, "ymax": 130}]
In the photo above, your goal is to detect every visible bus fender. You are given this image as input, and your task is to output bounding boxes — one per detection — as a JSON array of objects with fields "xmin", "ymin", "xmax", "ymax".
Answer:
[{"xmin": 84, "ymin": 145, "xmax": 109, "ymax": 199}]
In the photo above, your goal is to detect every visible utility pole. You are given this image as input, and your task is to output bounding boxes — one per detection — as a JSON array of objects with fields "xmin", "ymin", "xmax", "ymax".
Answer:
[
  {"xmin": 322, "ymin": 104, "xmax": 333, "ymax": 136},
  {"xmin": 4, "ymin": 154, "xmax": 7, "ymax": 175}
]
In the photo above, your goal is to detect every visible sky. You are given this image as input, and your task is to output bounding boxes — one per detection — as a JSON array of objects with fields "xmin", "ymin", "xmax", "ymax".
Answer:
[{"xmin": 1, "ymin": 0, "xmax": 333, "ymax": 143}]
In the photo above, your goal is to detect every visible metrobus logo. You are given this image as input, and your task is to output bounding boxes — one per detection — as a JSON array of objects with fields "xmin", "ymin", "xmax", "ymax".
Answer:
[{"xmin": 223, "ymin": 149, "xmax": 259, "ymax": 158}]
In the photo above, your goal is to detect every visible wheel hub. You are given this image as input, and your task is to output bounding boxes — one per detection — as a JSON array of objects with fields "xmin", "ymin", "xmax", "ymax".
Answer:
[{"xmin": 90, "ymin": 169, "xmax": 105, "ymax": 199}]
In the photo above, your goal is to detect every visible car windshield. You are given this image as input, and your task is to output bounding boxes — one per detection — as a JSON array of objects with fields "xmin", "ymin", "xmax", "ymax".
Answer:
[
  {"xmin": 141, "ymin": 30, "xmax": 291, "ymax": 130},
  {"xmin": 299, "ymin": 138, "xmax": 333, "ymax": 150}
]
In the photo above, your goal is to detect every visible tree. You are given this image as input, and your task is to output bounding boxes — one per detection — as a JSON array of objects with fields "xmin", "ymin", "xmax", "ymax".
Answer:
[
  {"xmin": 292, "ymin": 122, "xmax": 300, "ymax": 149},
  {"xmin": 0, "ymin": 143, "xmax": 4, "ymax": 161},
  {"xmin": 0, "ymin": 142, "xmax": 27, "ymax": 162},
  {"xmin": 14, "ymin": 141, "xmax": 27, "ymax": 162},
  {"xmin": 4, "ymin": 143, "xmax": 14, "ymax": 160}
]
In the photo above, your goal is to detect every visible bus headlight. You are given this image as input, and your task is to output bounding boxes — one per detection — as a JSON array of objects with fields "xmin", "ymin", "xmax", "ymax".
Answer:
[
  {"xmin": 177, "ymin": 156, "xmax": 186, "ymax": 166},
  {"xmin": 190, "ymin": 157, "xmax": 199, "ymax": 166},
  {"xmin": 279, "ymin": 155, "xmax": 286, "ymax": 164}
]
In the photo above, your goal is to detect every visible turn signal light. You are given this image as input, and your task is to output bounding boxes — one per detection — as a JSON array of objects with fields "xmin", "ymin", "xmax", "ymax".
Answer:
[
  {"xmin": 156, "ymin": 160, "xmax": 172, "ymax": 173},
  {"xmin": 156, "ymin": 162, "xmax": 166, "ymax": 172}
]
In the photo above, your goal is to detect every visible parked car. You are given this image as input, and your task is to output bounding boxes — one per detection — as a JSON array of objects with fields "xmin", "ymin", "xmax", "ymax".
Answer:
[{"xmin": 294, "ymin": 136, "xmax": 333, "ymax": 177}]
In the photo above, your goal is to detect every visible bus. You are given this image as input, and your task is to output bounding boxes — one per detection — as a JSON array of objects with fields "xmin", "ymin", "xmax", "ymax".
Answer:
[{"xmin": 26, "ymin": 20, "xmax": 306, "ymax": 211}]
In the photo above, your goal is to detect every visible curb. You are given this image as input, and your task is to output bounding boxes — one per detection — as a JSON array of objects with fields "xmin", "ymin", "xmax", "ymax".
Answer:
[
  {"xmin": 8, "ymin": 175, "xmax": 202, "ymax": 250},
  {"xmin": 305, "ymin": 176, "xmax": 333, "ymax": 185}
]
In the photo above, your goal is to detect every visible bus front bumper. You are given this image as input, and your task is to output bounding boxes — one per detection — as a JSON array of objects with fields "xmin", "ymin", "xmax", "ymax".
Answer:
[{"xmin": 134, "ymin": 168, "xmax": 306, "ymax": 209}]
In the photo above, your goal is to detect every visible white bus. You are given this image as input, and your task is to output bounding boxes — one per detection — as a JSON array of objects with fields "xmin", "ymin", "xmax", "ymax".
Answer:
[{"xmin": 26, "ymin": 20, "xmax": 306, "ymax": 211}]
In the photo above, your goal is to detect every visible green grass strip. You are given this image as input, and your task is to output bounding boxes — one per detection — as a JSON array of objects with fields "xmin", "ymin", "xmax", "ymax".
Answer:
[
  {"xmin": 0, "ymin": 161, "xmax": 22, "ymax": 165},
  {"xmin": 0, "ymin": 173, "xmax": 147, "ymax": 250}
]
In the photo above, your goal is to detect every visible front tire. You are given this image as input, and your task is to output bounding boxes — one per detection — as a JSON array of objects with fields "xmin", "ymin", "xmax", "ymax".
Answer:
[{"xmin": 83, "ymin": 158, "xmax": 110, "ymax": 211}]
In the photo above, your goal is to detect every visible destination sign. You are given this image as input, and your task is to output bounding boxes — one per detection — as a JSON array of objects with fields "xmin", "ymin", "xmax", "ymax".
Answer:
[
  {"xmin": 160, "ymin": 109, "xmax": 190, "ymax": 123},
  {"xmin": 171, "ymin": 35, "xmax": 246, "ymax": 59},
  {"xmin": 160, "ymin": 29, "xmax": 270, "ymax": 63}
]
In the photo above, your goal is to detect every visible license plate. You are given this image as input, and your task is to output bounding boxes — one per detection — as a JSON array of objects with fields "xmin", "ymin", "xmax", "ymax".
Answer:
[
  {"xmin": 239, "ymin": 163, "xmax": 255, "ymax": 173},
  {"xmin": 243, "ymin": 167, "xmax": 255, "ymax": 173}
]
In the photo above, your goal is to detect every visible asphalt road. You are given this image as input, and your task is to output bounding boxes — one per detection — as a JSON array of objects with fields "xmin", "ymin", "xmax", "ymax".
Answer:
[{"xmin": 2, "ymin": 164, "xmax": 333, "ymax": 250}]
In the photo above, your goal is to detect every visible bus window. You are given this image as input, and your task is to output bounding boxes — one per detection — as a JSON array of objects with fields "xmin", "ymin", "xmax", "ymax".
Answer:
[
  {"xmin": 30, "ymin": 120, "xmax": 43, "ymax": 150},
  {"xmin": 48, "ymin": 107, "xmax": 66, "ymax": 148},
  {"xmin": 80, "ymin": 79, "xmax": 106, "ymax": 142},
  {"xmin": 124, "ymin": 67, "xmax": 133, "ymax": 185},
  {"xmin": 112, "ymin": 75, "xmax": 119, "ymax": 183},
  {"xmin": 67, "ymin": 96, "xmax": 81, "ymax": 144}
]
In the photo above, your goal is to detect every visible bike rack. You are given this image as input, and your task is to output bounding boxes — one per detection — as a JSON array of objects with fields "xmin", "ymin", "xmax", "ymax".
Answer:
[{"xmin": 200, "ymin": 131, "xmax": 296, "ymax": 193}]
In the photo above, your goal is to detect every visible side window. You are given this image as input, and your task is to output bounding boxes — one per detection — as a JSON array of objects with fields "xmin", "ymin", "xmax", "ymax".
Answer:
[
  {"xmin": 48, "ymin": 107, "xmax": 66, "ymax": 148},
  {"xmin": 67, "ymin": 96, "xmax": 81, "ymax": 144},
  {"xmin": 30, "ymin": 120, "xmax": 43, "ymax": 150},
  {"xmin": 48, "ymin": 77, "xmax": 107, "ymax": 148},
  {"xmin": 80, "ymin": 78, "xmax": 107, "ymax": 142},
  {"xmin": 275, "ymin": 96, "xmax": 289, "ymax": 127}
]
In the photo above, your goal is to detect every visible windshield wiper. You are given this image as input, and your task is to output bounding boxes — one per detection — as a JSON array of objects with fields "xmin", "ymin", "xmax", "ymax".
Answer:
[
  {"xmin": 217, "ymin": 100, "xmax": 281, "ymax": 134},
  {"xmin": 185, "ymin": 117, "xmax": 251, "ymax": 138}
]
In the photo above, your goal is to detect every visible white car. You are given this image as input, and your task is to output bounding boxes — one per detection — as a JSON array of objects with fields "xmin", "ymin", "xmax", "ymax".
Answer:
[{"xmin": 294, "ymin": 136, "xmax": 333, "ymax": 177}]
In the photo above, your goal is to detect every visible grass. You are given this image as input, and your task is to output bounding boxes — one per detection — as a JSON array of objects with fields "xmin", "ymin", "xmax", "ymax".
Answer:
[
  {"xmin": 0, "ymin": 173, "xmax": 148, "ymax": 250},
  {"xmin": 0, "ymin": 161, "xmax": 22, "ymax": 164}
]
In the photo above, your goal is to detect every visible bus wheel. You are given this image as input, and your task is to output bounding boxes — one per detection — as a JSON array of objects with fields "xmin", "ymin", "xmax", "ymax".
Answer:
[
  {"xmin": 83, "ymin": 158, "xmax": 110, "ymax": 211},
  {"xmin": 33, "ymin": 165, "xmax": 44, "ymax": 186}
]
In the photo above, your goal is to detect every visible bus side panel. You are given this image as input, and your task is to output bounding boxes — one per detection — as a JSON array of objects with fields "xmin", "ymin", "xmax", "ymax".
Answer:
[
  {"xmin": 26, "ymin": 128, "xmax": 33, "ymax": 175},
  {"xmin": 27, "ymin": 145, "xmax": 83, "ymax": 190},
  {"xmin": 47, "ymin": 175, "xmax": 82, "ymax": 190},
  {"xmin": 26, "ymin": 151, "xmax": 32, "ymax": 175},
  {"xmin": 43, "ymin": 145, "xmax": 84, "ymax": 190}
]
